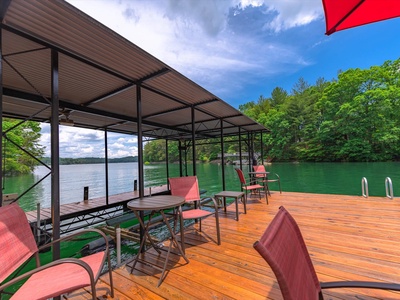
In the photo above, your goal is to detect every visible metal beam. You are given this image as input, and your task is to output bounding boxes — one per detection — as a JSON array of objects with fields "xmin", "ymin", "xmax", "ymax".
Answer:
[
  {"xmin": 0, "ymin": 0, "xmax": 12, "ymax": 22},
  {"xmin": 84, "ymin": 83, "xmax": 135, "ymax": 106},
  {"xmin": 137, "ymin": 85, "xmax": 144, "ymax": 198},
  {"xmin": 0, "ymin": 28, "xmax": 3, "ymax": 206},
  {"xmin": 51, "ymin": 49, "xmax": 61, "ymax": 259},
  {"xmin": 191, "ymin": 106, "xmax": 196, "ymax": 176},
  {"xmin": 220, "ymin": 118, "xmax": 225, "ymax": 190},
  {"xmin": 105, "ymin": 130, "xmax": 109, "ymax": 205}
]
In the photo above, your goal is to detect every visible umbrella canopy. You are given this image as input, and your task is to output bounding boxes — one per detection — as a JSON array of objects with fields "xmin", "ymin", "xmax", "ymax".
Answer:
[{"xmin": 323, "ymin": 0, "xmax": 400, "ymax": 35}]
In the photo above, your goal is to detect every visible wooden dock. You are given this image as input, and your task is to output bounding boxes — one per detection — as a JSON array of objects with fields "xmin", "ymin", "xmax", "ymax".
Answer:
[
  {"xmin": 25, "ymin": 185, "xmax": 169, "ymax": 224},
  {"xmin": 64, "ymin": 191, "xmax": 400, "ymax": 299}
]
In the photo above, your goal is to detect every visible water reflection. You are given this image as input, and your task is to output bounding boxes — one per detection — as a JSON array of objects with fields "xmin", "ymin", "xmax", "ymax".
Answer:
[{"xmin": 3, "ymin": 162, "xmax": 400, "ymax": 211}]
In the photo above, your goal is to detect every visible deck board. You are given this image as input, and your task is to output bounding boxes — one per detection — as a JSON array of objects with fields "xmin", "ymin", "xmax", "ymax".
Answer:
[{"xmin": 63, "ymin": 191, "xmax": 400, "ymax": 299}]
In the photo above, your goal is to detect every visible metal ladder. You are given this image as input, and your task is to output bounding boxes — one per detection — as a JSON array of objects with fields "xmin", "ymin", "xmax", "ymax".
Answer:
[{"xmin": 361, "ymin": 177, "xmax": 394, "ymax": 198}]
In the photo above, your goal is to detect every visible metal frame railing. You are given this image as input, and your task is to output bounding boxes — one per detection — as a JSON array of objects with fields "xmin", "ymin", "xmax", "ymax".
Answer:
[
  {"xmin": 385, "ymin": 177, "xmax": 394, "ymax": 199},
  {"xmin": 361, "ymin": 177, "xmax": 369, "ymax": 198},
  {"xmin": 361, "ymin": 177, "xmax": 395, "ymax": 199}
]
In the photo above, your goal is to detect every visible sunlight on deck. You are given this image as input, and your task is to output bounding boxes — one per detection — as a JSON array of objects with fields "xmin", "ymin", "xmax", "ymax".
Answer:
[{"xmin": 64, "ymin": 191, "xmax": 400, "ymax": 300}]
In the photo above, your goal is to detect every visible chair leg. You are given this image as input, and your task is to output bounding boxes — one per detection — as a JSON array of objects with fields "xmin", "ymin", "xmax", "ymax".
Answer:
[
  {"xmin": 279, "ymin": 180, "xmax": 282, "ymax": 194},
  {"xmin": 178, "ymin": 206, "xmax": 185, "ymax": 254},
  {"xmin": 214, "ymin": 209, "xmax": 221, "ymax": 245},
  {"xmin": 107, "ymin": 255, "xmax": 115, "ymax": 298}
]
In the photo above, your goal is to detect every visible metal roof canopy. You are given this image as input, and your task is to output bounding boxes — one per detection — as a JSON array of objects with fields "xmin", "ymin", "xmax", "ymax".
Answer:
[
  {"xmin": 1, "ymin": 0, "xmax": 268, "ymax": 141},
  {"xmin": 0, "ymin": 0, "xmax": 268, "ymax": 257}
]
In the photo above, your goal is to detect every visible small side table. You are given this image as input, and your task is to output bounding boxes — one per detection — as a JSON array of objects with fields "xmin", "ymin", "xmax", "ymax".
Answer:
[{"xmin": 214, "ymin": 191, "xmax": 246, "ymax": 221}]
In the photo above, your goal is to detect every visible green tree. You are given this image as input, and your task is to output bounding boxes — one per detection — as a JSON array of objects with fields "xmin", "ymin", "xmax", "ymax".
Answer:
[
  {"xmin": 2, "ymin": 118, "xmax": 45, "ymax": 176},
  {"xmin": 270, "ymin": 87, "xmax": 288, "ymax": 107}
]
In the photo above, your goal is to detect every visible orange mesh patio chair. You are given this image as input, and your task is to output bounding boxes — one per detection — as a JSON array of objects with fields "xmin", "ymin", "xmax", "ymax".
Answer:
[
  {"xmin": 235, "ymin": 168, "xmax": 264, "ymax": 203},
  {"xmin": 252, "ymin": 164, "xmax": 281, "ymax": 196},
  {"xmin": 169, "ymin": 176, "xmax": 220, "ymax": 252},
  {"xmin": 253, "ymin": 206, "xmax": 400, "ymax": 300},
  {"xmin": 0, "ymin": 203, "xmax": 114, "ymax": 300}
]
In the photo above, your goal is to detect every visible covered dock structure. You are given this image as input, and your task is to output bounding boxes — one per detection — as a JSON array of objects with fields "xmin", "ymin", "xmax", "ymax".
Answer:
[{"xmin": 0, "ymin": 0, "xmax": 268, "ymax": 252}]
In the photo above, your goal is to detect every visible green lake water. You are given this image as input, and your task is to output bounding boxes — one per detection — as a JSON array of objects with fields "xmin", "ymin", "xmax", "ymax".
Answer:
[{"xmin": 3, "ymin": 162, "xmax": 400, "ymax": 211}]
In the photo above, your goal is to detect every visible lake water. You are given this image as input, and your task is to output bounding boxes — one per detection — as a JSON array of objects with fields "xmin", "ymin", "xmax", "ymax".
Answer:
[{"xmin": 3, "ymin": 162, "xmax": 400, "ymax": 211}]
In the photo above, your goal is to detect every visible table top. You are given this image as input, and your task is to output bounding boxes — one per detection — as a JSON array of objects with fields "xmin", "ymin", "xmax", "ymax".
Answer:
[{"xmin": 127, "ymin": 195, "xmax": 185, "ymax": 211}]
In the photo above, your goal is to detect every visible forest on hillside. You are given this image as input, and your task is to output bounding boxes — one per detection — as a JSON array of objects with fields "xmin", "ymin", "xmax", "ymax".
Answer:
[{"xmin": 144, "ymin": 58, "xmax": 400, "ymax": 163}]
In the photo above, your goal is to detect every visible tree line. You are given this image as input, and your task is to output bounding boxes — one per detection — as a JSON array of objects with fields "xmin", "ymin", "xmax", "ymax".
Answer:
[
  {"xmin": 41, "ymin": 156, "xmax": 138, "ymax": 165},
  {"xmin": 145, "ymin": 58, "xmax": 400, "ymax": 162}
]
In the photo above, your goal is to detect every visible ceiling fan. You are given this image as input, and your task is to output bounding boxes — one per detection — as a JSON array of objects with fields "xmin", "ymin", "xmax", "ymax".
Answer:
[{"xmin": 59, "ymin": 108, "xmax": 74, "ymax": 126}]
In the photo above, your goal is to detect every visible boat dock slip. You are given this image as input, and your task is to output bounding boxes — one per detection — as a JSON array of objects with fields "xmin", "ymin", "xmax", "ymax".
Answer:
[
  {"xmin": 65, "ymin": 191, "xmax": 400, "ymax": 299},
  {"xmin": 25, "ymin": 185, "xmax": 169, "ymax": 234}
]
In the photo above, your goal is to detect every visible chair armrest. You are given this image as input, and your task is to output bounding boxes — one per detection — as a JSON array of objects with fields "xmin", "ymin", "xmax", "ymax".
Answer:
[
  {"xmin": 0, "ymin": 257, "xmax": 95, "ymax": 292},
  {"xmin": 38, "ymin": 228, "xmax": 109, "ymax": 253},
  {"xmin": 320, "ymin": 281, "xmax": 400, "ymax": 291}
]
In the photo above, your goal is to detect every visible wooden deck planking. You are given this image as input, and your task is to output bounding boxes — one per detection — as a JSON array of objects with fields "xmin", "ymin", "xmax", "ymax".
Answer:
[
  {"xmin": 63, "ymin": 191, "xmax": 400, "ymax": 299},
  {"xmin": 26, "ymin": 185, "xmax": 168, "ymax": 223}
]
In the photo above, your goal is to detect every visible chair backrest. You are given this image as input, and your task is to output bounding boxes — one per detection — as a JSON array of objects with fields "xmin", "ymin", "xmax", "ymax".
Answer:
[
  {"xmin": 234, "ymin": 168, "xmax": 247, "ymax": 185},
  {"xmin": 169, "ymin": 176, "xmax": 200, "ymax": 202},
  {"xmin": 0, "ymin": 203, "xmax": 38, "ymax": 283},
  {"xmin": 253, "ymin": 206, "xmax": 321, "ymax": 300},
  {"xmin": 253, "ymin": 165, "xmax": 266, "ymax": 178}
]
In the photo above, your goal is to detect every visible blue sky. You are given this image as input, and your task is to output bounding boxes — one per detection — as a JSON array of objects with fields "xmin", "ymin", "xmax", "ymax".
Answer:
[{"xmin": 40, "ymin": 0, "xmax": 400, "ymax": 158}]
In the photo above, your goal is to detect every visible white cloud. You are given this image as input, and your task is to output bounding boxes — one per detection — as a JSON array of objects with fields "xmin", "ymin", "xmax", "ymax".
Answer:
[
  {"xmin": 50, "ymin": 0, "xmax": 326, "ymax": 158},
  {"xmin": 40, "ymin": 124, "xmax": 138, "ymax": 158},
  {"xmin": 261, "ymin": 0, "xmax": 323, "ymax": 32},
  {"xmin": 66, "ymin": 0, "xmax": 323, "ymax": 97}
]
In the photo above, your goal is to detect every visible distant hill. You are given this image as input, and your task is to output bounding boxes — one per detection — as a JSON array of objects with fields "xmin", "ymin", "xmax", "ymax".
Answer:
[{"xmin": 41, "ymin": 156, "xmax": 138, "ymax": 165}]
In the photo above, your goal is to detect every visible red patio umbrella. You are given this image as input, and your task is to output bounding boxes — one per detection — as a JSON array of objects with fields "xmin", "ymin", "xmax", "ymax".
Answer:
[{"xmin": 323, "ymin": 0, "xmax": 400, "ymax": 35}]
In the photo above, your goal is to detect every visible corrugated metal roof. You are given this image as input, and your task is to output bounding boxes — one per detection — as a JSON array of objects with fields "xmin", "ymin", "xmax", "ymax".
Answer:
[{"xmin": 1, "ymin": 0, "xmax": 268, "ymax": 140}]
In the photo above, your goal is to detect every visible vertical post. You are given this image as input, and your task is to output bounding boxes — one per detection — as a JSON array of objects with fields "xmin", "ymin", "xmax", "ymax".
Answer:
[
  {"xmin": 104, "ymin": 129, "xmax": 109, "ymax": 205},
  {"xmin": 36, "ymin": 203, "xmax": 41, "ymax": 239},
  {"xmin": 1, "ymin": 2, "xmax": 16, "ymax": 206},
  {"xmin": 136, "ymin": 84, "xmax": 145, "ymax": 251},
  {"xmin": 116, "ymin": 227, "xmax": 121, "ymax": 265},
  {"xmin": 178, "ymin": 140, "xmax": 183, "ymax": 177},
  {"xmin": 247, "ymin": 132, "xmax": 251, "ymax": 173},
  {"xmin": 136, "ymin": 84, "xmax": 144, "ymax": 198},
  {"xmin": 51, "ymin": 49, "xmax": 61, "ymax": 259},
  {"xmin": 184, "ymin": 141, "xmax": 188, "ymax": 176},
  {"xmin": 260, "ymin": 131, "xmax": 264, "ymax": 165},
  {"xmin": 220, "ymin": 118, "xmax": 225, "ymax": 190},
  {"xmin": 191, "ymin": 106, "xmax": 196, "ymax": 176},
  {"xmin": 166, "ymin": 139, "xmax": 170, "ymax": 189},
  {"xmin": 83, "ymin": 186, "xmax": 89, "ymax": 202},
  {"xmin": 0, "ymin": 28, "xmax": 3, "ymax": 207},
  {"xmin": 238, "ymin": 127, "xmax": 242, "ymax": 170}
]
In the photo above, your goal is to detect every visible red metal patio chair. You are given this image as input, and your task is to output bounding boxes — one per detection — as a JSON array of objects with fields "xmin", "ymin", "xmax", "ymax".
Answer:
[
  {"xmin": 169, "ymin": 176, "xmax": 221, "ymax": 253},
  {"xmin": 253, "ymin": 206, "xmax": 400, "ymax": 300},
  {"xmin": 0, "ymin": 203, "xmax": 114, "ymax": 300},
  {"xmin": 235, "ymin": 168, "xmax": 264, "ymax": 203},
  {"xmin": 253, "ymin": 164, "xmax": 281, "ymax": 197}
]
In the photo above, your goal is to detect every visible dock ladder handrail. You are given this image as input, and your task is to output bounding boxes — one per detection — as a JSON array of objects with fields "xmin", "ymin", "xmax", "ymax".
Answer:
[
  {"xmin": 361, "ymin": 177, "xmax": 368, "ymax": 198},
  {"xmin": 385, "ymin": 177, "xmax": 394, "ymax": 199}
]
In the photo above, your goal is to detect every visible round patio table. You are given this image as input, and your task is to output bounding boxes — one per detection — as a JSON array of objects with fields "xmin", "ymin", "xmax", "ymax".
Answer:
[{"xmin": 127, "ymin": 195, "xmax": 189, "ymax": 287}]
